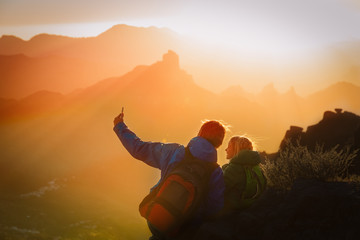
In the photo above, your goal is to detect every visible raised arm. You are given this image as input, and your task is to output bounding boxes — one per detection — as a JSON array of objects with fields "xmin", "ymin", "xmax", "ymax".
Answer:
[{"xmin": 113, "ymin": 111, "xmax": 181, "ymax": 170}]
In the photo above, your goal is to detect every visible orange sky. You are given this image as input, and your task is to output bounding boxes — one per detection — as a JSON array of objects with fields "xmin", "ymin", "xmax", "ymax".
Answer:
[
  {"xmin": 1, "ymin": 0, "xmax": 360, "ymax": 95},
  {"xmin": 1, "ymin": 0, "xmax": 360, "ymax": 61}
]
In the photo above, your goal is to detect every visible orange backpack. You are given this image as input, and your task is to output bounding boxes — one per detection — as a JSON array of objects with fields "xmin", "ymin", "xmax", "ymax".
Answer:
[{"xmin": 139, "ymin": 147, "xmax": 218, "ymax": 236}]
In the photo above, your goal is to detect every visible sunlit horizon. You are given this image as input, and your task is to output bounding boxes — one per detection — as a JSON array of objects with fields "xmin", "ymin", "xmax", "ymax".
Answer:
[
  {"xmin": 0, "ymin": 20, "xmax": 358, "ymax": 98},
  {"xmin": 1, "ymin": 20, "xmax": 359, "ymax": 65},
  {"xmin": 1, "ymin": 21, "xmax": 315, "ymax": 56},
  {"xmin": 2, "ymin": 0, "xmax": 360, "ymax": 65},
  {"xmin": 1, "ymin": 0, "xmax": 359, "ymax": 96}
]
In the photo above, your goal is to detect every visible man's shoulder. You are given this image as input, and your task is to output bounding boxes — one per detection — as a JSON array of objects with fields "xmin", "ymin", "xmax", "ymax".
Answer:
[
  {"xmin": 162, "ymin": 143, "xmax": 185, "ymax": 163},
  {"xmin": 161, "ymin": 142, "xmax": 184, "ymax": 153}
]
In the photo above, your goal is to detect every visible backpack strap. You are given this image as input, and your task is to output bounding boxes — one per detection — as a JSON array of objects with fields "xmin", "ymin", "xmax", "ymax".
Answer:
[
  {"xmin": 251, "ymin": 166, "xmax": 266, "ymax": 194},
  {"xmin": 184, "ymin": 146, "xmax": 219, "ymax": 202},
  {"xmin": 153, "ymin": 146, "xmax": 219, "ymax": 193},
  {"xmin": 241, "ymin": 165, "xmax": 266, "ymax": 200}
]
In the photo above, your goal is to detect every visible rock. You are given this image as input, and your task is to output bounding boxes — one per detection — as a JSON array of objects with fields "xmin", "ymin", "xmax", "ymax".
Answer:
[
  {"xmin": 187, "ymin": 179, "xmax": 360, "ymax": 240},
  {"xmin": 279, "ymin": 109, "xmax": 360, "ymax": 174},
  {"xmin": 162, "ymin": 50, "xmax": 179, "ymax": 69}
]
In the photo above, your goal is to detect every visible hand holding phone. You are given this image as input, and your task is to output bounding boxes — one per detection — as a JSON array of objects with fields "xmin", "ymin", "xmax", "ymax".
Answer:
[{"xmin": 113, "ymin": 107, "xmax": 125, "ymax": 126}]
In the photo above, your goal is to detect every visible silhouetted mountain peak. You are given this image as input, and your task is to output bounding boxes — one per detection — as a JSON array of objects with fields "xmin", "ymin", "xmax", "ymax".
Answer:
[
  {"xmin": 307, "ymin": 81, "xmax": 360, "ymax": 104},
  {"xmin": 161, "ymin": 50, "xmax": 179, "ymax": 69},
  {"xmin": 0, "ymin": 36, "xmax": 25, "ymax": 53},
  {"xmin": 220, "ymin": 85, "xmax": 255, "ymax": 101},
  {"xmin": 284, "ymin": 86, "xmax": 299, "ymax": 98},
  {"xmin": 287, "ymin": 86, "xmax": 296, "ymax": 94},
  {"xmin": 258, "ymin": 83, "xmax": 279, "ymax": 100},
  {"xmin": 313, "ymin": 81, "xmax": 358, "ymax": 94},
  {"xmin": 330, "ymin": 81, "xmax": 358, "ymax": 90},
  {"xmin": 22, "ymin": 90, "xmax": 64, "ymax": 102},
  {"xmin": 0, "ymin": 35, "xmax": 24, "ymax": 42},
  {"xmin": 29, "ymin": 33, "xmax": 72, "ymax": 42},
  {"xmin": 99, "ymin": 24, "xmax": 134, "ymax": 36},
  {"xmin": 262, "ymin": 82, "xmax": 277, "ymax": 93},
  {"xmin": 98, "ymin": 24, "xmax": 167, "ymax": 39},
  {"xmin": 221, "ymin": 85, "xmax": 245, "ymax": 95},
  {"xmin": 116, "ymin": 51, "xmax": 212, "ymax": 104}
]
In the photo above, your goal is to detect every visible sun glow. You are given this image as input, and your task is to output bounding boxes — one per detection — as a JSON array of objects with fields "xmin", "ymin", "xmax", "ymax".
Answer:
[{"xmin": 0, "ymin": 18, "xmax": 330, "ymax": 64}]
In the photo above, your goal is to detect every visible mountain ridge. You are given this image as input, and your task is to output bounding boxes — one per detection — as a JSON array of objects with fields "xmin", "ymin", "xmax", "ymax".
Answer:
[
  {"xmin": 0, "ymin": 25, "xmax": 184, "ymax": 99},
  {"xmin": 1, "ymin": 51, "xmax": 359, "ymax": 123},
  {"xmin": 1, "ymin": 24, "xmax": 360, "ymax": 98},
  {"xmin": 1, "ymin": 50, "xmax": 359, "ymax": 153}
]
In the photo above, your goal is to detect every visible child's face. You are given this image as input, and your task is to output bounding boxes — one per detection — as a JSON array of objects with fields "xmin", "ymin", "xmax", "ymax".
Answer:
[{"xmin": 225, "ymin": 140, "xmax": 235, "ymax": 159}]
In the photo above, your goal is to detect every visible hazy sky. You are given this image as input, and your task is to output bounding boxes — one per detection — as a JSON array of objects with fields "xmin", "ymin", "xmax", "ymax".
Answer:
[{"xmin": 1, "ymin": 0, "xmax": 360, "ymax": 59}]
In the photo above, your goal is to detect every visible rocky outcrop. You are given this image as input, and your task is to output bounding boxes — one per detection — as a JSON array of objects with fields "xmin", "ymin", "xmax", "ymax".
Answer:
[
  {"xmin": 162, "ymin": 50, "xmax": 180, "ymax": 69},
  {"xmin": 185, "ymin": 179, "xmax": 360, "ymax": 240},
  {"xmin": 279, "ymin": 109, "xmax": 360, "ymax": 174}
]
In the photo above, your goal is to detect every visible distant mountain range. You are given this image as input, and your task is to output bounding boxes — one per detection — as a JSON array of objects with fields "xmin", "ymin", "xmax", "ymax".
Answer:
[
  {"xmin": 2, "ymin": 24, "xmax": 359, "ymax": 99},
  {"xmin": 0, "ymin": 25, "xmax": 181, "ymax": 98},
  {"xmin": 1, "ymin": 50, "xmax": 359, "ymax": 151},
  {"xmin": 0, "ymin": 25, "xmax": 179, "ymax": 58}
]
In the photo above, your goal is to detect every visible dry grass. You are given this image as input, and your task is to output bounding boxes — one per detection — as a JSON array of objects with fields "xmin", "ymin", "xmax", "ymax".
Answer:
[{"xmin": 262, "ymin": 140, "xmax": 359, "ymax": 190}]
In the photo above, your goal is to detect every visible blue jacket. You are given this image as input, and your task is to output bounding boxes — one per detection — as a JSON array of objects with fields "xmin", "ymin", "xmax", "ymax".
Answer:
[{"xmin": 113, "ymin": 122, "xmax": 225, "ymax": 220}]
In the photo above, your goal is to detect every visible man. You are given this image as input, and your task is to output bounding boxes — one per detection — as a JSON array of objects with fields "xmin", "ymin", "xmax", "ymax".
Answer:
[{"xmin": 113, "ymin": 110, "xmax": 226, "ymax": 239}]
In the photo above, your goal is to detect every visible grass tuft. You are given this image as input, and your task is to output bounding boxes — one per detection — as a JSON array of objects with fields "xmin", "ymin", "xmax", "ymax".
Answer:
[{"xmin": 262, "ymin": 140, "xmax": 359, "ymax": 190}]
